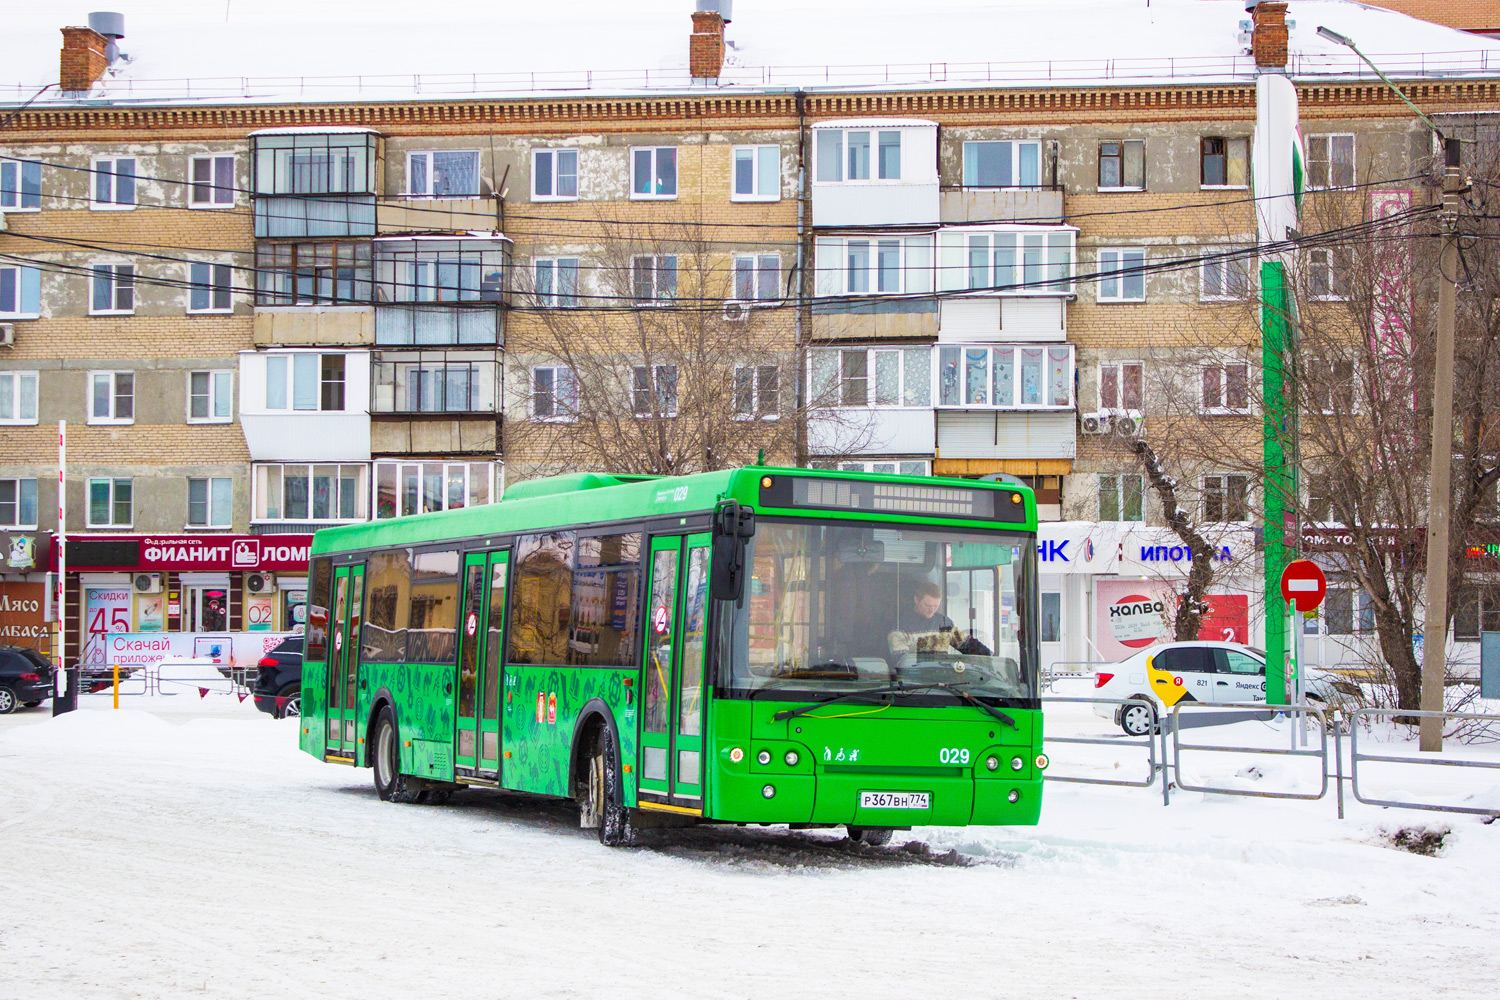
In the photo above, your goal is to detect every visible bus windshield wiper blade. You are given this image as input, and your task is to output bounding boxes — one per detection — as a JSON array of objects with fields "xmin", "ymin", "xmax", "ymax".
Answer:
[
  {"xmin": 770, "ymin": 683, "xmax": 908, "ymax": 722},
  {"xmin": 928, "ymin": 681, "xmax": 1017, "ymax": 728}
]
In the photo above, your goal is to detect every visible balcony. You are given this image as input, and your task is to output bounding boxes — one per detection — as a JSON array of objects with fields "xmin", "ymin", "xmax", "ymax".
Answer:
[
  {"xmin": 936, "ymin": 411, "xmax": 1076, "ymax": 461},
  {"xmin": 251, "ymin": 129, "xmax": 381, "ymax": 238},
  {"xmin": 378, "ymin": 198, "xmax": 501, "ymax": 235},
  {"xmin": 373, "ymin": 236, "xmax": 509, "ymax": 347},
  {"xmin": 253, "ymin": 307, "xmax": 374, "ymax": 347},
  {"xmin": 811, "ymin": 119, "xmax": 939, "ymax": 228},
  {"xmin": 370, "ymin": 350, "xmax": 500, "ymax": 456},
  {"xmin": 809, "ymin": 407, "xmax": 934, "ymax": 457},
  {"xmin": 238, "ymin": 349, "xmax": 372, "ymax": 463},
  {"xmin": 940, "ymin": 187, "xmax": 1064, "ymax": 225}
]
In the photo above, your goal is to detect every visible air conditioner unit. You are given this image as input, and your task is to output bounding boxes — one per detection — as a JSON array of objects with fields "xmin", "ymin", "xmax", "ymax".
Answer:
[
  {"xmin": 722, "ymin": 301, "xmax": 750, "ymax": 322},
  {"xmin": 133, "ymin": 572, "xmax": 163, "ymax": 594},
  {"xmin": 0, "ymin": 323, "xmax": 14, "ymax": 347},
  {"xmin": 1080, "ymin": 412, "xmax": 1114, "ymax": 435},
  {"xmin": 1114, "ymin": 411, "xmax": 1146, "ymax": 439},
  {"xmin": 245, "ymin": 572, "xmax": 278, "ymax": 594}
]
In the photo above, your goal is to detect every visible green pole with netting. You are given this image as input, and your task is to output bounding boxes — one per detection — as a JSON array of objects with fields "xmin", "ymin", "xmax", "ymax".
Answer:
[{"xmin": 1262, "ymin": 260, "xmax": 1292, "ymax": 705}]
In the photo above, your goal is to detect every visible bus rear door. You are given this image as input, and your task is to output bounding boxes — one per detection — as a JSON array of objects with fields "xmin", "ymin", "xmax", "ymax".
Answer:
[
  {"xmin": 638, "ymin": 533, "xmax": 711, "ymax": 811},
  {"xmin": 325, "ymin": 564, "xmax": 363, "ymax": 760}
]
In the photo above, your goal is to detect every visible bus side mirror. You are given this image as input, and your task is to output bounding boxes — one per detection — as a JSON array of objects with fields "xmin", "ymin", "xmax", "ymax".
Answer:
[{"xmin": 711, "ymin": 502, "xmax": 756, "ymax": 602}]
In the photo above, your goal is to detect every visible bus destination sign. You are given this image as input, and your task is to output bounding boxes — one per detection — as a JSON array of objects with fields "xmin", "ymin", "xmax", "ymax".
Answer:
[{"xmin": 761, "ymin": 475, "xmax": 1026, "ymax": 523}]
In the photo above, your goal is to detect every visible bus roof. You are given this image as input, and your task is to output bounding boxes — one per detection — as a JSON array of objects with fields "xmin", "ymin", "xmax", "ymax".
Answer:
[{"xmin": 311, "ymin": 466, "xmax": 1036, "ymax": 555}]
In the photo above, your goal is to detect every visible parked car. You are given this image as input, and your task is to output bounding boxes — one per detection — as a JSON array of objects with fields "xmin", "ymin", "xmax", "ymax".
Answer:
[
  {"xmin": 251, "ymin": 636, "xmax": 303, "ymax": 719},
  {"xmin": 0, "ymin": 645, "xmax": 54, "ymax": 714},
  {"xmin": 1092, "ymin": 641, "xmax": 1349, "ymax": 735}
]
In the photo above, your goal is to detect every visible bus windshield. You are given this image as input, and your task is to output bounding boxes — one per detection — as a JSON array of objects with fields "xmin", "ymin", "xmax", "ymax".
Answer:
[{"xmin": 721, "ymin": 520, "xmax": 1037, "ymax": 707}]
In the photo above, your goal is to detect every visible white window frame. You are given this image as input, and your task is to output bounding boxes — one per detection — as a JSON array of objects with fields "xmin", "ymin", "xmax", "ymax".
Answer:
[
  {"xmin": 187, "ymin": 370, "xmax": 234, "ymax": 424},
  {"xmin": 1098, "ymin": 139, "xmax": 1145, "ymax": 191},
  {"xmin": 631, "ymin": 255, "xmax": 678, "ymax": 304},
  {"xmin": 1203, "ymin": 473, "xmax": 1250, "ymax": 523},
  {"xmin": 1307, "ymin": 133, "xmax": 1356, "ymax": 190},
  {"xmin": 373, "ymin": 461, "xmax": 493, "ymax": 520},
  {"xmin": 731, "ymin": 254, "xmax": 781, "ymax": 303},
  {"xmin": 186, "ymin": 476, "xmax": 234, "ymax": 529},
  {"xmin": 834, "ymin": 460, "xmax": 931, "ymax": 476},
  {"xmin": 962, "ymin": 140, "xmax": 1043, "ymax": 189},
  {"xmin": 732, "ymin": 364, "xmax": 781, "ymax": 420},
  {"xmin": 90, "ymin": 262, "xmax": 135, "ymax": 315},
  {"xmin": 935, "ymin": 344, "xmax": 1074, "ymax": 410},
  {"xmin": 189, "ymin": 154, "xmax": 236, "ymax": 208},
  {"xmin": 0, "ymin": 477, "xmax": 39, "ymax": 529},
  {"xmin": 87, "ymin": 477, "xmax": 134, "ymax": 528},
  {"xmin": 951, "ymin": 228, "xmax": 1075, "ymax": 296},
  {"xmin": 0, "ymin": 263, "xmax": 41, "ymax": 319},
  {"xmin": 1201, "ymin": 362, "xmax": 1251, "ymax": 415},
  {"xmin": 187, "ymin": 262, "xmax": 234, "ymax": 314},
  {"xmin": 0, "ymin": 371, "xmax": 39, "ymax": 425},
  {"xmin": 730, "ymin": 145, "xmax": 780, "ymax": 201},
  {"xmin": 405, "ymin": 149, "xmax": 482, "ymax": 199},
  {"xmin": 629, "ymin": 147, "xmax": 678, "ymax": 200},
  {"xmin": 1308, "ymin": 358, "xmax": 1360, "ymax": 416},
  {"xmin": 90, "ymin": 156, "xmax": 137, "ymax": 210},
  {"xmin": 531, "ymin": 148, "xmax": 580, "ymax": 202},
  {"xmin": 533, "ymin": 257, "xmax": 580, "ymax": 308},
  {"xmin": 822, "ymin": 235, "xmax": 934, "ymax": 296},
  {"xmin": 1200, "ymin": 136, "xmax": 1249, "ymax": 189},
  {"xmin": 815, "ymin": 128, "xmax": 903, "ymax": 183},
  {"xmin": 1097, "ymin": 247, "xmax": 1147, "ymax": 303},
  {"xmin": 263, "ymin": 353, "xmax": 345, "ymax": 413},
  {"xmin": 1098, "ymin": 473, "xmax": 1145, "ymax": 522},
  {"xmin": 1098, "ymin": 361, "xmax": 1143, "ymax": 414},
  {"xmin": 252, "ymin": 463, "xmax": 368, "ymax": 523},
  {"xmin": 87, "ymin": 370, "xmax": 135, "ymax": 425},
  {"xmin": 1308, "ymin": 247, "xmax": 1352, "ymax": 301},
  {"xmin": 1201, "ymin": 252, "xmax": 1255, "ymax": 301},
  {"xmin": 631, "ymin": 364, "xmax": 679, "ymax": 418},
  {"xmin": 0, "ymin": 159, "xmax": 42, "ymax": 211},
  {"xmin": 530, "ymin": 365, "xmax": 578, "ymax": 422}
]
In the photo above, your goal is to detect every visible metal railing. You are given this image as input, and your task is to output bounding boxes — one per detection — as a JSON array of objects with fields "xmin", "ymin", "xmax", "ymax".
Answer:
[
  {"xmin": 1041, "ymin": 696, "xmax": 1160, "ymax": 788},
  {"xmin": 1349, "ymin": 708, "xmax": 1500, "ymax": 818},
  {"xmin": 1169, "ymin": 702, "xmax": 1329, "ymax": 802}
]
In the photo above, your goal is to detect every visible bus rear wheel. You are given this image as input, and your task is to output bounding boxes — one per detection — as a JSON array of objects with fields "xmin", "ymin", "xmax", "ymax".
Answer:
[
  {"xmin": 372, "ymin": 706, "xmax": 427, "ymax": 804},
  {"xmin": 848, "ymin": 826, "xmax": 894, "ymax": 847},
  {"xmin": 580, "ymin": 725, "xmax": 632, "ymax": 847}
]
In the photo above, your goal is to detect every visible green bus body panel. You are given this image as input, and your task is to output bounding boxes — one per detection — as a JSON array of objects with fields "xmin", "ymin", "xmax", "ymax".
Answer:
[{"xmin": 300, "ymin": 466, "xmax": 1043, "ymax": 828}]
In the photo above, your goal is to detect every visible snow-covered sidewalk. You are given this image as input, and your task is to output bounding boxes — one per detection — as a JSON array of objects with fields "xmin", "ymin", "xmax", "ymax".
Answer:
[{"xmin": 1, "ymin": 695, "xmax": 1496, "ymax": 999}]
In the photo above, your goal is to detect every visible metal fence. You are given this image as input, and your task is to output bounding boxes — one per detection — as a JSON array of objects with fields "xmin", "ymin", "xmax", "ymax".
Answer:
[
  {"xmin": 1350, "ymin": 708, "xmax": 1500, "ymax": 818},
  {"xmin": 1040, "ymin": 696, "xmax": 1160, "ymax": 788}
]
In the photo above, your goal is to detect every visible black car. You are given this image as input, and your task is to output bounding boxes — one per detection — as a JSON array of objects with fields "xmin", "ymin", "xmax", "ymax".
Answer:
[
  {"xmin": 251, "ymin": 636, "xmax": 303, "ymax": 719},
  {"xmin": 0, "ymin": 645, "xmax": 54, "ymax": 714}
]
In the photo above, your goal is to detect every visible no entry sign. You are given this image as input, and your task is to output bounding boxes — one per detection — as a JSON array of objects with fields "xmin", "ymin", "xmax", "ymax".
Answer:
[{"xmin": 1280, "ymin": 559, "xmax": 1327, "ymax": 612}]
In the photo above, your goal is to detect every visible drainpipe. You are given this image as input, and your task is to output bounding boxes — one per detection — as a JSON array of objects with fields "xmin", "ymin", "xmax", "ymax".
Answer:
[{"xmin": 795, "ymin": 89, "xmax": 810, "ymax": 468}]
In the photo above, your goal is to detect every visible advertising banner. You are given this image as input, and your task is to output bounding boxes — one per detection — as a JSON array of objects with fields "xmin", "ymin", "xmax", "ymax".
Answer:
[
  {"xmin": 85, "ymin": 631, "xmax": 296, "ymax": 671},
  {"xmin": 0, "ymin": 581, "xmax": 47, "ymax": 648},
  {"xmin": 1094, "ymin": 580, "xmax": 1252, "ymax": 661},
  {"xmin": 84, "ymin": 587, "xmax": 133, "ymax": 665}
]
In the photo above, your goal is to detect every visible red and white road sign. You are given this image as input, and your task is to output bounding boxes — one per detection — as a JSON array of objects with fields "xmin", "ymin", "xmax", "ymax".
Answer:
[{"xmin": 1280, "ymin": 559, "xmax": 1327, "ymax": 612}]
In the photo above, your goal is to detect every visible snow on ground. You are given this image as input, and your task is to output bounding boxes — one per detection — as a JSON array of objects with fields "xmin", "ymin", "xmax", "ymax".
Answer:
[{"xmin": 1, "ymin": 690, "xmax": 1497, "ymax": 999}]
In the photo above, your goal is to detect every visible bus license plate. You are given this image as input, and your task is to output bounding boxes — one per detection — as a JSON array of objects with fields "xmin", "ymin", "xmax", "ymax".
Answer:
[{"xmin": 859, "ymin": 791, "xmax": 930, "ymax": 810}]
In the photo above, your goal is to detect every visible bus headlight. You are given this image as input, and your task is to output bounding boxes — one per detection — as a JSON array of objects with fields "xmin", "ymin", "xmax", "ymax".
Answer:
[
  {"xmin": 757, "ymin": 749, "xmax": 772, "ymax": 765},
  {"xmin": 1011, "ymin": 756, "xmax": 1024, "ymax": 771},
  {"xmin": 1007, "ymin": 789, "xmax": 1021, "ymax": 803},
  {"xmin": 762, "ymin": 784, "xmax": 776, "ymax": 799},
  {"xmin": 784, "ymin": 750, "xmax": 800, "ymax": 767},
  {"xmin": 985, "ymin": 755, "xmax": 999, "ymax": 771}
]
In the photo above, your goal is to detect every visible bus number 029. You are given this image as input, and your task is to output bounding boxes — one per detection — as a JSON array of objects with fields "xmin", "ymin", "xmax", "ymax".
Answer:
[{"xmin": 939, "ymin": 748, "xmax": 970, "ymax": 764}]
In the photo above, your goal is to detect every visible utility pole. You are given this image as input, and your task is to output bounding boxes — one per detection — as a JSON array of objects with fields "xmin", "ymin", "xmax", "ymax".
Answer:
[{"xmin": 1419, "ymin": 137, "xmax": 1463, "ymax": 752}]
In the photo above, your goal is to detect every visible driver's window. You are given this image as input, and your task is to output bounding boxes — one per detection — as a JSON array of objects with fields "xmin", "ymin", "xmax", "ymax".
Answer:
[{"xmin": 1223, "ymin": 649, "xmax": 1263, "ymax": 675}]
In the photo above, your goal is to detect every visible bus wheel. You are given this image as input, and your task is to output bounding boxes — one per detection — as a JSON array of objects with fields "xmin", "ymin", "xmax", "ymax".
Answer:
[
  {"xmin": 583, "ymin": 726, "xmax": 633, "ymax": 847},
  {"xmin": 372, "ymin": 706, "xmax": 425, "ymax": 804},
  {"xmin": 848, "ymin": 826, "xmax": 893, "ymax": 847}
]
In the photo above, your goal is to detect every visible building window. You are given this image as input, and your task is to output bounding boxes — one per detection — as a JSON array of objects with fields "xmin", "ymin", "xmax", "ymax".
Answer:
[
  {"xmin": 631, "ymin": 255, "xmax": 677, "ymax": 303},
  {"xmin": 733, "ymin": 364, "xmax": 780, "ymax": 419},
  {"xmin": 0, "ymin": 478, "xmax": 39, "ymax": 528},
  {"xmin": 1097, "ymin": 248, "xmax": 1146, "ymax": 302},
  {"xmin": 1202, "ymin": 253, "xmax": 1254, "ymax": 300},
  {"xmin": 188, "ymin": 370, "xmax": 233, "ymax": 423},
  {"xmin": 0, "ymin": 159, "xmax": 42, "ymax": 210},
  {"xmin": 374, "ymin": 461, "xmax": 493, "ymax": 519},
  {"xmin": 1098, "ymin": 140, "xmax": 1145, "ymax": 190},
  {"xmin": 963, "ymin": 140, "xmax": 1042, "ymax": 188},
  {"xmin": 90, "ymin": 263, "xmax": 135, "ymax": 315},
  {"xmin": 1201, "ymin": 137, "xmax": 1249, "ymax": 188},
  {"xmin": 811, "ymin": 347, "xmax": 931, "ymax": 409},
  {"xmin": 631, "ymin": 365, "xmax": 679, "ymax": 417},
  {"xmin": 0, "ymin": 264, "xmax": 41, "ymax": 318},
  {"xmin": 1455, "ymin": 588, "xmax": 1500, "ymax": 642},
  {"xmin": 630, "ymin": 147, "xmax": 677, "ymax": 199},
  {"xmin": 937, "ymin": 345, "xmax": 1073, "ymax": 408},
  {"xmin": 731, "ymin": 145, "xmax": 779, "ymax": 200},
  {"xmin": 372, "ymin": 355, "xmax": 497, "ymax": 413},
  {"xmin": 0, "ymin": 371, "xmax": 38, "ymax": 425},
  {"xmin": 1308, "ymin": 247, "xmax": 1352, "ymax": 301},
  {"xmin": 253, "ymin": 133, "xmax": 375, "ymax": 195},
  {"xmin": 91, "ymin": 156, "xmax": 137, "ymax": 209},
  {"xmin": 88, "ymin": 478, "xmax": 133, "ymax": 528},
  {"xmin": 407, "ymin": 150, "xmax": 480, "ymax": 198},
  {"xmin": 953, "ymin": 229, "xmax": 1073, "ymax": 295},
  {"xmin": 732, "ymin": 254, "xmax": 780, "ymax": 301},
  {"xmin": 1307, "ymin": 134, "xmax": 1355, "ymax": 190},
  {"xmin": 88, "ymin": 371, "xmax": 134, "ymax": 424},
  {"xmin": 187, "ymin": 477, "xmax": 233, "ymax": 528},
  {"xmin": 816, "ymin": 129, "xmax": 901, "ymax": 182},
  {"xmin": 534, "ymin": 257, "xmax": 579, "ymax": 307},
  {"xmin": 255, "ymin": 241, "xmax": 372, "ymax": 305},
  {"xmin": 189, "ymin": 154, "xmax": 235, "ymax": 207},
  {"xmin": 1203, "ymin": 474, "xmax": 1249, "ymax": 522},
  {"xmin": 1099, "ymin": 362, "xmax": 1143, "ymax": 412},
  {"xmin": 264, "ymin": 354, "xmax": 345, "ymax": 412},
  {"xmin": 253, "ymin": 464, "xmax": 367, "ymax": 522},
  {"xmin": 531, "ymin": 365, "xmax": 578, "ymax": 421},
  {"xmin": 1201, "ymin": 363, "xmax": 1249, "ymax": 414},
  {"xmin": 833, "ymin": 460, "xmax": 930, "ymax": 476},
  {"xmin": 1307, "ymin": 472, "xmax": 1335, "ymax": 523},
  {"xmin": 531, "ymin": 148, "xmax": 579, "ymax": 201},
  {"xmin": 1308, "ymin": 358, "xmax": 1357, "ymax": 414},
  {"xmin": 188, "ymin": 262, "xmax": 233, "ymax": 313},
  {"xmin": 818, "ymin": 235, "xmax": 934, "ymax": 295},
  {"xmin": 1099, "ymin": 473, "xmax": 1145, "ymax": 522}
]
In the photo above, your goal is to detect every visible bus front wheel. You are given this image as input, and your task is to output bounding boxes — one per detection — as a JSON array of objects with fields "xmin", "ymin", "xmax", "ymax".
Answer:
[{"xmin": 372, "ymin": 706, "xmax": 426, "ymax": 804}]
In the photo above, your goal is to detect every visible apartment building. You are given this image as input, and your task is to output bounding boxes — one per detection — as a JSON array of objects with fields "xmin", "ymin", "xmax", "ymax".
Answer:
[{"xmin": 2, "ymin": 1, "xmax": 1497, "ymax": 669}]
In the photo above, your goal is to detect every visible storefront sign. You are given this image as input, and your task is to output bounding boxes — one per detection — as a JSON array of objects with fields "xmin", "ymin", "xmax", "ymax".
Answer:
[
  {"xmin": 87, "ymin": 631, "xmax": 295, "ymax": 670},
  {"xmin": 60, "ymin": 535, "xmax": 314, "ymax": 572},
  {"xmin": 0, "ymin": 582, "xmax": 47, "ymax": 647},
  {"xmin": 3, "ymin": 532, "xmax": 48, "ymax": 571}
]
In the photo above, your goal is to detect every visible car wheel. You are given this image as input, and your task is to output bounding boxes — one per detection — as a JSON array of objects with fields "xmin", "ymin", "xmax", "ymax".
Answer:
[
  {"xmin": 1120, "ymin": 699, "xmax": 1156, "ymax": 737},
  {"xmin": 276, "ymin": 685, "xmax": 301, "ymax": 719},
  {"xmin": 848, "ymin": 826, "xmax": 894, "ymax": 846},
  {"xmin": 0, "ymin": 686, "xmax": 17, "ymax": 715},
  {"xmin": 371, "ymin": 707, "xmax": 426, "ymax": 804}
]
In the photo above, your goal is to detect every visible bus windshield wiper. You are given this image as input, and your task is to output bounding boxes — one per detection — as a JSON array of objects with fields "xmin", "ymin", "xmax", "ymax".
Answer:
[
  {"xmin": 927, "ymin": 681, "xmax": 1017, "ymax": 729},
  {"xmin": 770, "ymin": 683, "xmax": 910, "ymax": 722}
]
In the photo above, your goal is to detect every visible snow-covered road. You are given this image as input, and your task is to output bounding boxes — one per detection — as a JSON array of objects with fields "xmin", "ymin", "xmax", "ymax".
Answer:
[{"xmin": 1, "ymin": 696, "xmax": 1496, "ymax": 999}]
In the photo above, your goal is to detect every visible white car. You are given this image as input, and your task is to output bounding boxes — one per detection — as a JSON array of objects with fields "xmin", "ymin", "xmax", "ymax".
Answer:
[{"xmin": 1091, "ymin": 641, "xmax": 1341, "ymax": 736}]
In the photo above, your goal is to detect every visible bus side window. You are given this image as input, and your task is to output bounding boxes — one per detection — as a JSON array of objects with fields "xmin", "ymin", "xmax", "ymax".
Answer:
[{"xmin": 306, "ymin": 556, "xmax": 333, "ymax": 661}]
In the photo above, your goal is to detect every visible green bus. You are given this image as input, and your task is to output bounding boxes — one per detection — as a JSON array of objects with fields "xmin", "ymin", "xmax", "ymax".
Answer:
[{"xmin": 300, "ymin": 466, "xmax": 1045, "ymax": 845}]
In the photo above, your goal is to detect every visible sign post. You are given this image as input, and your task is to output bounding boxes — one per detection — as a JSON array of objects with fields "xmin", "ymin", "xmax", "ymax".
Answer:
[{"xmin": 1280, "ymin": 559, "xmax": 1327, "ymax": 746}]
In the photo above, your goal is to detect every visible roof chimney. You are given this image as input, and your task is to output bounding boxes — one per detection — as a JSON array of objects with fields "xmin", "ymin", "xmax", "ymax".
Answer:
[
  {"xmin": 1250, "ymin": 2, "xmax": 1290, "ymax": 70},
  {"xmin": 59, "ymin": 25, "xmax": 109, "ymax": 92},
  {"xmin": 690, "ymin": 2, "xmax": 727, "ymax": 81},
  {"xmin": 88, "ymin": 12, "xmax": 127, "ymax": 65}
]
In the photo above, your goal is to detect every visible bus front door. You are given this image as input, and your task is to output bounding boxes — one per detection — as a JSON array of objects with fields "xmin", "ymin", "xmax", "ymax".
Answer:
[
  {"xmin": 455, "ymin": 550, "xmax": 508, "ymax": 778},
  {"xmin": 638, "ymin": 533, "xmax": 712, "ymax": 810},
  {"xmin": 325, "ymin": 565, "xmax": 363, "ymax": 760},
  {"xmin": 478, "ymin": 551, "xmax": 508, "ymax": 775}
]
